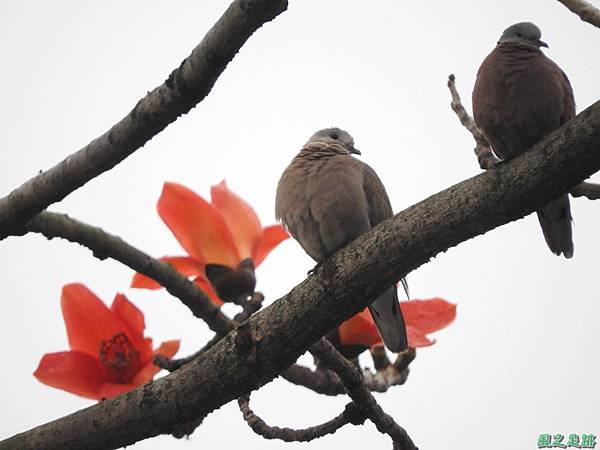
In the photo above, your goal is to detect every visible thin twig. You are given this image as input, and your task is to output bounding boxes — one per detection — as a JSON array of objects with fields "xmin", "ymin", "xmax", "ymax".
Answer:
[
  {"xmin": 155, "ymin": 292, "xmax": 264, "ymax": 372},
  {"xmin": 309, "ymin": 340, "xmax": 417, "ymax": 450},
  {"xmin": 447, "ymin": 74, "xmax": 500, "ymax": 169},
  {"xmin": 557, "ymin": 0, "xmax": 600, "ymax": 29},
  {"xmin": 0, "ymin": 0, "xmax": 288, "ymax": 240},
  {"xmin": 155, "ymin": 333, "xmax": 224, "ymax": 371},
  {"xmin": 238, "ymin": 394, "xmax": 364, "ymax": 442}
]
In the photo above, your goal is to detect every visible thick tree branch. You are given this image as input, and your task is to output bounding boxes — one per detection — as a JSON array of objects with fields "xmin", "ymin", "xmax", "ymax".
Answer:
[
  {"xmin": 558, "ymin": 0, "xmax": 600, "ymax": 28},
  {"xmin": 309, "ymin": 340, "xmax": 416, "ymax": 450},
  {"xmin": 238, "ymin": 394, "xmax": 363, "ymax": 442},
  {"xmin": 15, "ymin": 212, "xmax": 233, "ymax": 335},
  {"xmin": 3, "ymin": 100, "xmax": 600, "ymax": 450},
  {"xmin": 0, "ymin": 0, "xmax": 288, "ymax": 240}
]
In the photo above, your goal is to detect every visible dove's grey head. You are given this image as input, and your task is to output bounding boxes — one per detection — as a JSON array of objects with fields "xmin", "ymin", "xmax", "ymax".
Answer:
[
  {"xmin": 498, "ymin": 22, "xmax": 548, "ymax": 48},
  {"xmin": 307, "ymin": 127, "xmax": 361, "ymax": 155}
]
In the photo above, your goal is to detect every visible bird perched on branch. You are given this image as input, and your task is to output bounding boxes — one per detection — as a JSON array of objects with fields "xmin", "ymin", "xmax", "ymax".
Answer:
[
  {"xmin": 472, "ymin": 22, "xmax": 575, "ymax": 258},
  {"xmin": 275, "ymin": 128, "xmax": 408, "ymax": 352}
]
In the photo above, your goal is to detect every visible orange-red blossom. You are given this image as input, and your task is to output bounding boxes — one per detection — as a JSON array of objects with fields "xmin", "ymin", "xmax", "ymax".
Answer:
[
  {"xmin": 339, "ymin": 298, "xmax": 456, "ymax": 349},
  {"xmin": 132, "ymin": 181, "xmax": 288, "ymax": 305},
  {"xmin": 34, "ymin": 284, "xmax": 180, "ymax": 400}
]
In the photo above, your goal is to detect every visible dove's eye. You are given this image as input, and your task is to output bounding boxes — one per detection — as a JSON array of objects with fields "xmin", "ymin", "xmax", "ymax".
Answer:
[
  {"xmin": 516, "ymin": 33, "xmax": 522, "ymax": 37},
  {"xmin": 329, "ymin": 132, "xmax": 339, "ymax": 140}
]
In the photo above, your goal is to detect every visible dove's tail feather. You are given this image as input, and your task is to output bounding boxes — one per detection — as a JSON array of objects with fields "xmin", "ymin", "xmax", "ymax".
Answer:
[
  {"xmin": 368, "ymin": 285, "xmax": 408, "ymax": 353},
  {"xmin": 536, "ymin": 194, "xmax": 574, "ymax": 259}
]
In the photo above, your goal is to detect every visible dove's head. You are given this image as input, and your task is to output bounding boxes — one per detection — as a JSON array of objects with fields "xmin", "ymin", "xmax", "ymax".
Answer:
[
  {"xmin": 498, "ymin": 22, "xmax": 548, "ymax": 48},
  {"xmin": 307, "ymin": 127, "xmax": 361, "ymax": 155}
]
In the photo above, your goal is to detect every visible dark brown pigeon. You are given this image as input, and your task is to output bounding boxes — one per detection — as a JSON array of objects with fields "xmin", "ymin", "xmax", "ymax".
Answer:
[
  {"xmin": 275, "ymin": 128, "xmax": 408, "ymax": 353},
  {"xmin": 472, "ymin": 22, "xmax": 575, "ymax": 258}
]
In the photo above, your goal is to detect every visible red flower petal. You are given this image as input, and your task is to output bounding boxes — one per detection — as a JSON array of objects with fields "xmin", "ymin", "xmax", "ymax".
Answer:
[
  {"xmin": 130, "ymin": 256, "xmax": 204, "ymax": 290},
  {"xmin": 132, "ymin": 340, "xmax": 181, "ymax": 385},
  {"xmin": 211, "ymin": 180, "xmax": 262, "ymax": 261},
  {"xmin": 157, "ymin": 182, "xmax": 239, "ymax": 267},
  {"xmin": 400, "ymin": 298, "xmax": 456, "ymax": 334},
  {"xmin": 253, "ymin": 225, "xmax": 289, "ymax": 267},
  {"xmin": 111, "ymin": 293, "xmax": 145, "ymax": 337},
  {"xmin": 34, "ymin": 351, "xmax": 106, "ymax": 400},
  {"xmin": 61, "ymin": 284, "xmax": 130, "ymax": 356},
  {"xmin": 338, "ymin": 308, "xmax": 382, "ymax": 348},
  {"xmin": 193, "ymin": 276, "xmax": 225, "ymax": 306},
  {"xmin": 407, "ymin": 326, "xmax": 435, "ymax": 348},
  {"xmin": 97, "ymin": 382, "xmax": 138, "ymax": 400}
]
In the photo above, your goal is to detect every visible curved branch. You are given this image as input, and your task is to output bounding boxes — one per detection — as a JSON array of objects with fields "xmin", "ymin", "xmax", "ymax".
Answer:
[
  {"xmin": 3, "ymin": 100, "xmax": 600, "ymax": 450},
  {"xmin": 558, "ymin": 0, "xmax": 600, "ymax": 29},
  {"xmin": 16, "ymin": 212, "xmax": 233, "ymax": 335},
  {"xmin": 0, "ymin": 0, "xmax": 288, "ymax": 240},
  {"xmin": 238, "ymin": 394, "xmax": 362, "ymax": 442}
]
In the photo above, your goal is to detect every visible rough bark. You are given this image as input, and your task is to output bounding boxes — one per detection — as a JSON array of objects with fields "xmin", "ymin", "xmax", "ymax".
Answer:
[
  {"xmin": 3, "ymin": 100, "xmax": 600, "ymax": 450},
  {"xmin": 0, "ymin": 0, "xmax": 288, "ymax": 240}
]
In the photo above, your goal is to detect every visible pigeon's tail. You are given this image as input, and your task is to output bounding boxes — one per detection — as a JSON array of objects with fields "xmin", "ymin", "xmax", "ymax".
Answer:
[
  {"xmin": 368, "ymin": 285, "xmax": 408, "ymax": 353},
  {"xmin": 536, "ymin": 194, "xmax": 574, "ymax": 259}
]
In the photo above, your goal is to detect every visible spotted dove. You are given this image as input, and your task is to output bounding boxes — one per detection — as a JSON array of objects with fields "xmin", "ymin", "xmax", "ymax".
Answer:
[
  {"xmin": 275, "ymin": 128, "xmax": 408, "ymax": 352},
  {"xmin": 472, "ymin": 22, "xmax": 575, "ymax": 258}
]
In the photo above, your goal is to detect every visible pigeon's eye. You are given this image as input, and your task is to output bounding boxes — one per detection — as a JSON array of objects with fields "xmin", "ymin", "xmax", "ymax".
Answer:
[
  {"xmin": 516, "ymin": 32, "xmax": 522, "ymax": 37},
  {"xmin": 329, "ymin": 132, "xmax": 339, "ymax": 140}
]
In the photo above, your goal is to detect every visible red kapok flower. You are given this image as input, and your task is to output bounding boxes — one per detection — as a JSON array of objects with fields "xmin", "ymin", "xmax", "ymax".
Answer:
[
  {"xmin": 131, "ymin": 181, "xmax": 289, "ymax": 305},
  {"xmin": 339, "ymin": 298, "xmax": 456, "ymax": 350},
  {"xmin": 34, "ymin": 284, "xmax": 180, "ymax": 400}
]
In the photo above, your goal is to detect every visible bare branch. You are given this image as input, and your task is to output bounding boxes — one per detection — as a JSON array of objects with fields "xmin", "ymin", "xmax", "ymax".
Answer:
[
  {"xmin": 557, "ymin": 0, "xmax": 600, "ymax": 29},
  {"xmin": 17, "ymin": 211, "xmax": 233, "ymax": 335},
  {"xmin": 447, "ymin": 74, "xmax": 500, "ymax": 169},
  {"xmin": 309, "ymin": 340, "xmax": 416, "ymax": 450},
  {"xmin": 238, "ymin": 394, "xmax": 363, "ymax": 442},
  {"xmin": 281, "ymin": 348, "xmax": 414, "ymax": 395},
  {"xmin": 3, "ymin": 100, "xmax": 600, "ymax": 450},
  {"xmin": 0, "ymin": 0, "xmax": 288, "ymax": 240},
  {"xmin": 570, "ymin": 181, "xmax": 600, "ymax": 199}
]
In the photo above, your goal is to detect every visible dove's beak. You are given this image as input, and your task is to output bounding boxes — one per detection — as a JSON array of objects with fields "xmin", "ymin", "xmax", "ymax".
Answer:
[
  {"xmin": 349, "ymin": 146, "xmax": 361, "ymax": 155},
  {"xmin": 537, "ymin": 40, "xmax": 549, "ymax": 48}
]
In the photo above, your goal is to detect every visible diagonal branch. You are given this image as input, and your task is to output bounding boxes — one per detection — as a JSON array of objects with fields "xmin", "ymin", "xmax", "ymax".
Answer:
[
  {"xmin": 238, "ymin": 394, "xmax": 364, "ymax": 442},
  {"xmin": 3, "ymin": 99, "xmax": 600, "ymax": 450},
  {"xmin": 447, "ymin": 74, "xmax": 499, "ymax": 169},
  {"xmin": 0, "ymin": 0, "xmax": 288, "ymax": 240},
  {"xmin": 15, "ymin": 211, "xmax": 234, "ymax": 335},
  {"xmin": 557, "ymin": 0, "xmax": 600, "ymax": 29},
  {"xmin": 309, "ymin": 340, "xmax": 416, "ymax": 450}
]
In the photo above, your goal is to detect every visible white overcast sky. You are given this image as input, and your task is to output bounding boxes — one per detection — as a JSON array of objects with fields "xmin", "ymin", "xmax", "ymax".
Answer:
[{"xmin": 1, "ymin": 1, "xmax": 599, "ymax": 449}]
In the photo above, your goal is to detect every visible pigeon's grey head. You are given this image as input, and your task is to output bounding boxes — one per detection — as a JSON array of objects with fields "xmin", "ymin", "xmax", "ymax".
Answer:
[
  {"xmin": 307, "ymin": 127, "xmax": 361, "ymax": 155},
  {"xmin": 498, "ymin": 22, "xmax": 548, "ymax": 48}
]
